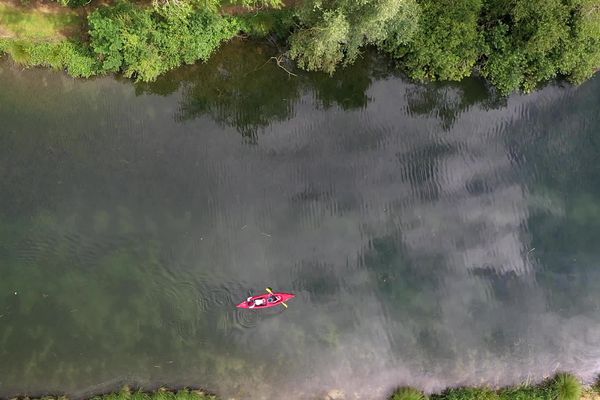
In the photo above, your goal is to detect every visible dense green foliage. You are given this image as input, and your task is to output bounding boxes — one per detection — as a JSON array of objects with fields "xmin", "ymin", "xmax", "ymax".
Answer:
[
  {"xmin": 289, "ymin": 0, "xmax": 420, "ymax": 74},
  {"xmin": 480, "ymin": 0, "xmax": 600, "ymax": 93},
  {"xmin": 287, "ymin": 0, "xmax": 600, "ymax": 91},
  {"xmin": 0, "ymin": 2, "xmax": 238, "ymax": 82},
  {"xmin": 234, "ymin": 9, "xmax": 294, "ymax": 38},
  {"xmin": 562, "ymin": 0, "xmax": 600, "ymax": 83},
  {"xmin": 88, "ymin": 2, "xmax": 237, "ymax": 81},
  {"xmin": 1, "ymin": 0, "xmax": 599, "ymax": 91},
  {"xmin": 0, "ymin": 1, "xmax": 242, "ymax": 82},
  {"xmin": 382, "ymin": 0, "xmax": 483, "ymax": 81}
]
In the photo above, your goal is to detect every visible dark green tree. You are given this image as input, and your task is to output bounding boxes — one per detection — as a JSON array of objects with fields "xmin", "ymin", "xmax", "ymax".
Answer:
[
  {"xmin": 559, "ymin": 0, "xmax": 600, "ymax": 84},
  {"xmin": 481, "ymin": 0, "xmax": 573, "ymax": 93},
  {"xmin": 382, "ymin": 0, "xmax": 484, "ymax": 81},
  {"xmin": 480, "ymin": 0, "xmax": 600, "ymax": 94}
]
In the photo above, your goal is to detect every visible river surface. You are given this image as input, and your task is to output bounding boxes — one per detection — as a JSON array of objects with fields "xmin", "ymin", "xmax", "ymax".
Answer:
[{"xmin": 1, "ymin": 41, "xmax": 600, "ymax": 399}]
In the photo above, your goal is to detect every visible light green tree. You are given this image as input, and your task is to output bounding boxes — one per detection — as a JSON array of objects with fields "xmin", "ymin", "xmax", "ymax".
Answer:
[{"xmin": 289, "ymin": 0, "xmax": 420, "ymax": 74}]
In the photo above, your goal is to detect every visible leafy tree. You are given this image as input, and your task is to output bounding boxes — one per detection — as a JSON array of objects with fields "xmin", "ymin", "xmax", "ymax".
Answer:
[
  {"xmin": 383, "ymin": 0, "xmax": 484, "ymax": 82},
  {"xmin": 233, "ymin": 9, "xmax": 295, "ymax": 39},
  {"xmin": 559, "ymin": 0, "xmax": 600, "ymax": 84},
  {"xmin": 481, "ymin": 0, "xmax": 573, "ymax": 93},
  {"xmin": 289, "ymin": 9, "xmax": 350, "ymax": 73},
  {"xmin": 289, "ymin": 0, "xmax": 420, "ymax": 74},
  {"xmin": 88, "ymin": 2, "xmax": 238, "ymax": 82}
]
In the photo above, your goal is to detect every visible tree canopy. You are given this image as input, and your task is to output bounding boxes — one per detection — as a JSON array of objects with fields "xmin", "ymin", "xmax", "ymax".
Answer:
[
  {"xmin": 88, "ymin": 1, "xmax": 238, "ymax": 81},
  {"xmin": 382, "ymin": 0, "xmax": 484, "ymax": 81},
  {"xmin": 289, "ymin": 0, "xmax": 420, "ymax": 74},
  {"xmin": 2, "ymin": 0, "xmax": 599, "ymax": 92}
]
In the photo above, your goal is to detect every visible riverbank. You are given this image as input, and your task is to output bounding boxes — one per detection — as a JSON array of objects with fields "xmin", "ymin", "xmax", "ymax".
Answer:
[
  {"xmin": 1, "ymin": 0, "xmax": 599, "ymax": 94},
  {"xmin": 6, "ymin": 374, "xmax": 600, "ymax": 400},
  {"xmin": 0, "ymin": 0, "xmax": 293, "ymax": 81}
]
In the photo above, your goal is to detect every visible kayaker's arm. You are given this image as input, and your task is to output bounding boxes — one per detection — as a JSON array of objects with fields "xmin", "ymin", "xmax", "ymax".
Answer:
[{"xmin": 266, "ymin": 287, "xmax": 288, "ymax": 308}]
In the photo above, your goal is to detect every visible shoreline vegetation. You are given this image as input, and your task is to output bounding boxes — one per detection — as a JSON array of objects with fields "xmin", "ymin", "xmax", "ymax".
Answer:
[
  {"xmin": 0, "ymin": 0, "xmax": 599, "ymax": 93},
  {"xmin": 5, "ymin": 373, "xmax": 600, "ymax": 400}
]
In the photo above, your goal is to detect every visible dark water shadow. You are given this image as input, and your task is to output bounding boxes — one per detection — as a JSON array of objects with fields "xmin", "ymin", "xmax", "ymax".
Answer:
[
  {"xmin": 404, "ymin": 77, "xmax": 507, "ymax": 130},
  {"xmin": 134, "ymin": 40, "xmax": 510, "ymax": 136},
  {"xmin": 133, "ymin": 41, "xmax": 390, "ymax": 140}
]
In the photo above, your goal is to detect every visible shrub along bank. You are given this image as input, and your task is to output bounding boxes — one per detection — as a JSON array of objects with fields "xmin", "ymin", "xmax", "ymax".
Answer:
[
  {"xmin": 7, "ymin": 373, "xmax": 600, "ymax": 400},
  {"xmin": 0, "ymin": 1, "xmax": 241, "ymax": 81},
  {"xmin": 392, "ymin": 373, "xmax": 593, "ymax": 400},
  {"xmin": 0, "ymin": 0, "xmax": 599, "ymax": 93}
]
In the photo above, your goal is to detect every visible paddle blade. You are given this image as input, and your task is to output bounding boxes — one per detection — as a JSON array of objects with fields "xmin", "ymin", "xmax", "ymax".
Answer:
[{"xmin": 281, "ymin": 302, "xmax": 288, "ymax": 308}]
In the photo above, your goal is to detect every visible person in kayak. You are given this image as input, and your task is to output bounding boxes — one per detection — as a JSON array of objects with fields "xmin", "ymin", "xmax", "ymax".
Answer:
[
  {"xmin": 268, "ymin": 295, "xmax": 279, "ymax": 303},
  {"xmin": 247, "ymin": 297, "xmax": 266, "ymax": 308}
]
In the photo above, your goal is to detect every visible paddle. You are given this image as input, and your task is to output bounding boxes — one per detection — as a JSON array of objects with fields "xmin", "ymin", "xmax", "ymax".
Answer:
[{"xmin": 266, "ymin": 287, "xmax": 288, "ymax": 308}]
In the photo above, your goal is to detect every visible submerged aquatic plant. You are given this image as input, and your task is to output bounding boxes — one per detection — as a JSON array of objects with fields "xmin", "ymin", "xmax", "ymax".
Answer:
[{"xmin": 392, "ymin": 387, "xmax": 428, "ymax": 400}]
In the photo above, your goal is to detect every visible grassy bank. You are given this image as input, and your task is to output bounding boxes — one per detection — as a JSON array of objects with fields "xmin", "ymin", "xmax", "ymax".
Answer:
[
  {"xmin": 0, "ymin": 2, "xmax": 80, "ymax": 40},
  {"xmin": 20, "ymin": 388, "xmax": 219, "ymax": 400},
  {"xmin": 392, "ymin": 373, "xmax": 600, "ymax": 400},
  {"xmin": 0, "ymin": 0, "xmax": 294, "ymax": 80},
  {"xmin": 7, "ymin": 373, "xmax": 600, "ymax": 400},
  {"xmin": 1, "ymin": 0, "xmax": 599, "ymax": 93}
]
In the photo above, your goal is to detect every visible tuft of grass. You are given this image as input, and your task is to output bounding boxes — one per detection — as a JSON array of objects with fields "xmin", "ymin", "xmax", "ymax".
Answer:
[
  {"xmin": 1, "ymin": 39, "xmax": 98, "ymax": 77},
  {"xmin": 392, "ymin": 387, "xmax": 428, "ymax": 400},
  {"xmin": 433, "ymin": 387, "xmax": 499, "ymax": 400},
  {"xmin": 553, "ymin": 373, "xmax": 582, "ymax": 400},
  {"xmin": 0, "ymin": 3, "xmax": 81, "ymax": 40},
  {"xmin": 3, "ymin": 40, "xmax": 31, "ymax": 63}
]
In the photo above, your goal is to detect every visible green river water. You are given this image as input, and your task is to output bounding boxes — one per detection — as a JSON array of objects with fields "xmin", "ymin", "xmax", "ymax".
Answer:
[{"xmin": 1, "ymin": 41, "xmax": 600, "ymax": 399}]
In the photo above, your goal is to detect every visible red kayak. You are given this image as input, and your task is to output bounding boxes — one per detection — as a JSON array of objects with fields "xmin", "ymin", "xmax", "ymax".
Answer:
[{"xmin": 237, "ymin": 292, "xmax": 295, "ymax": 309}]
